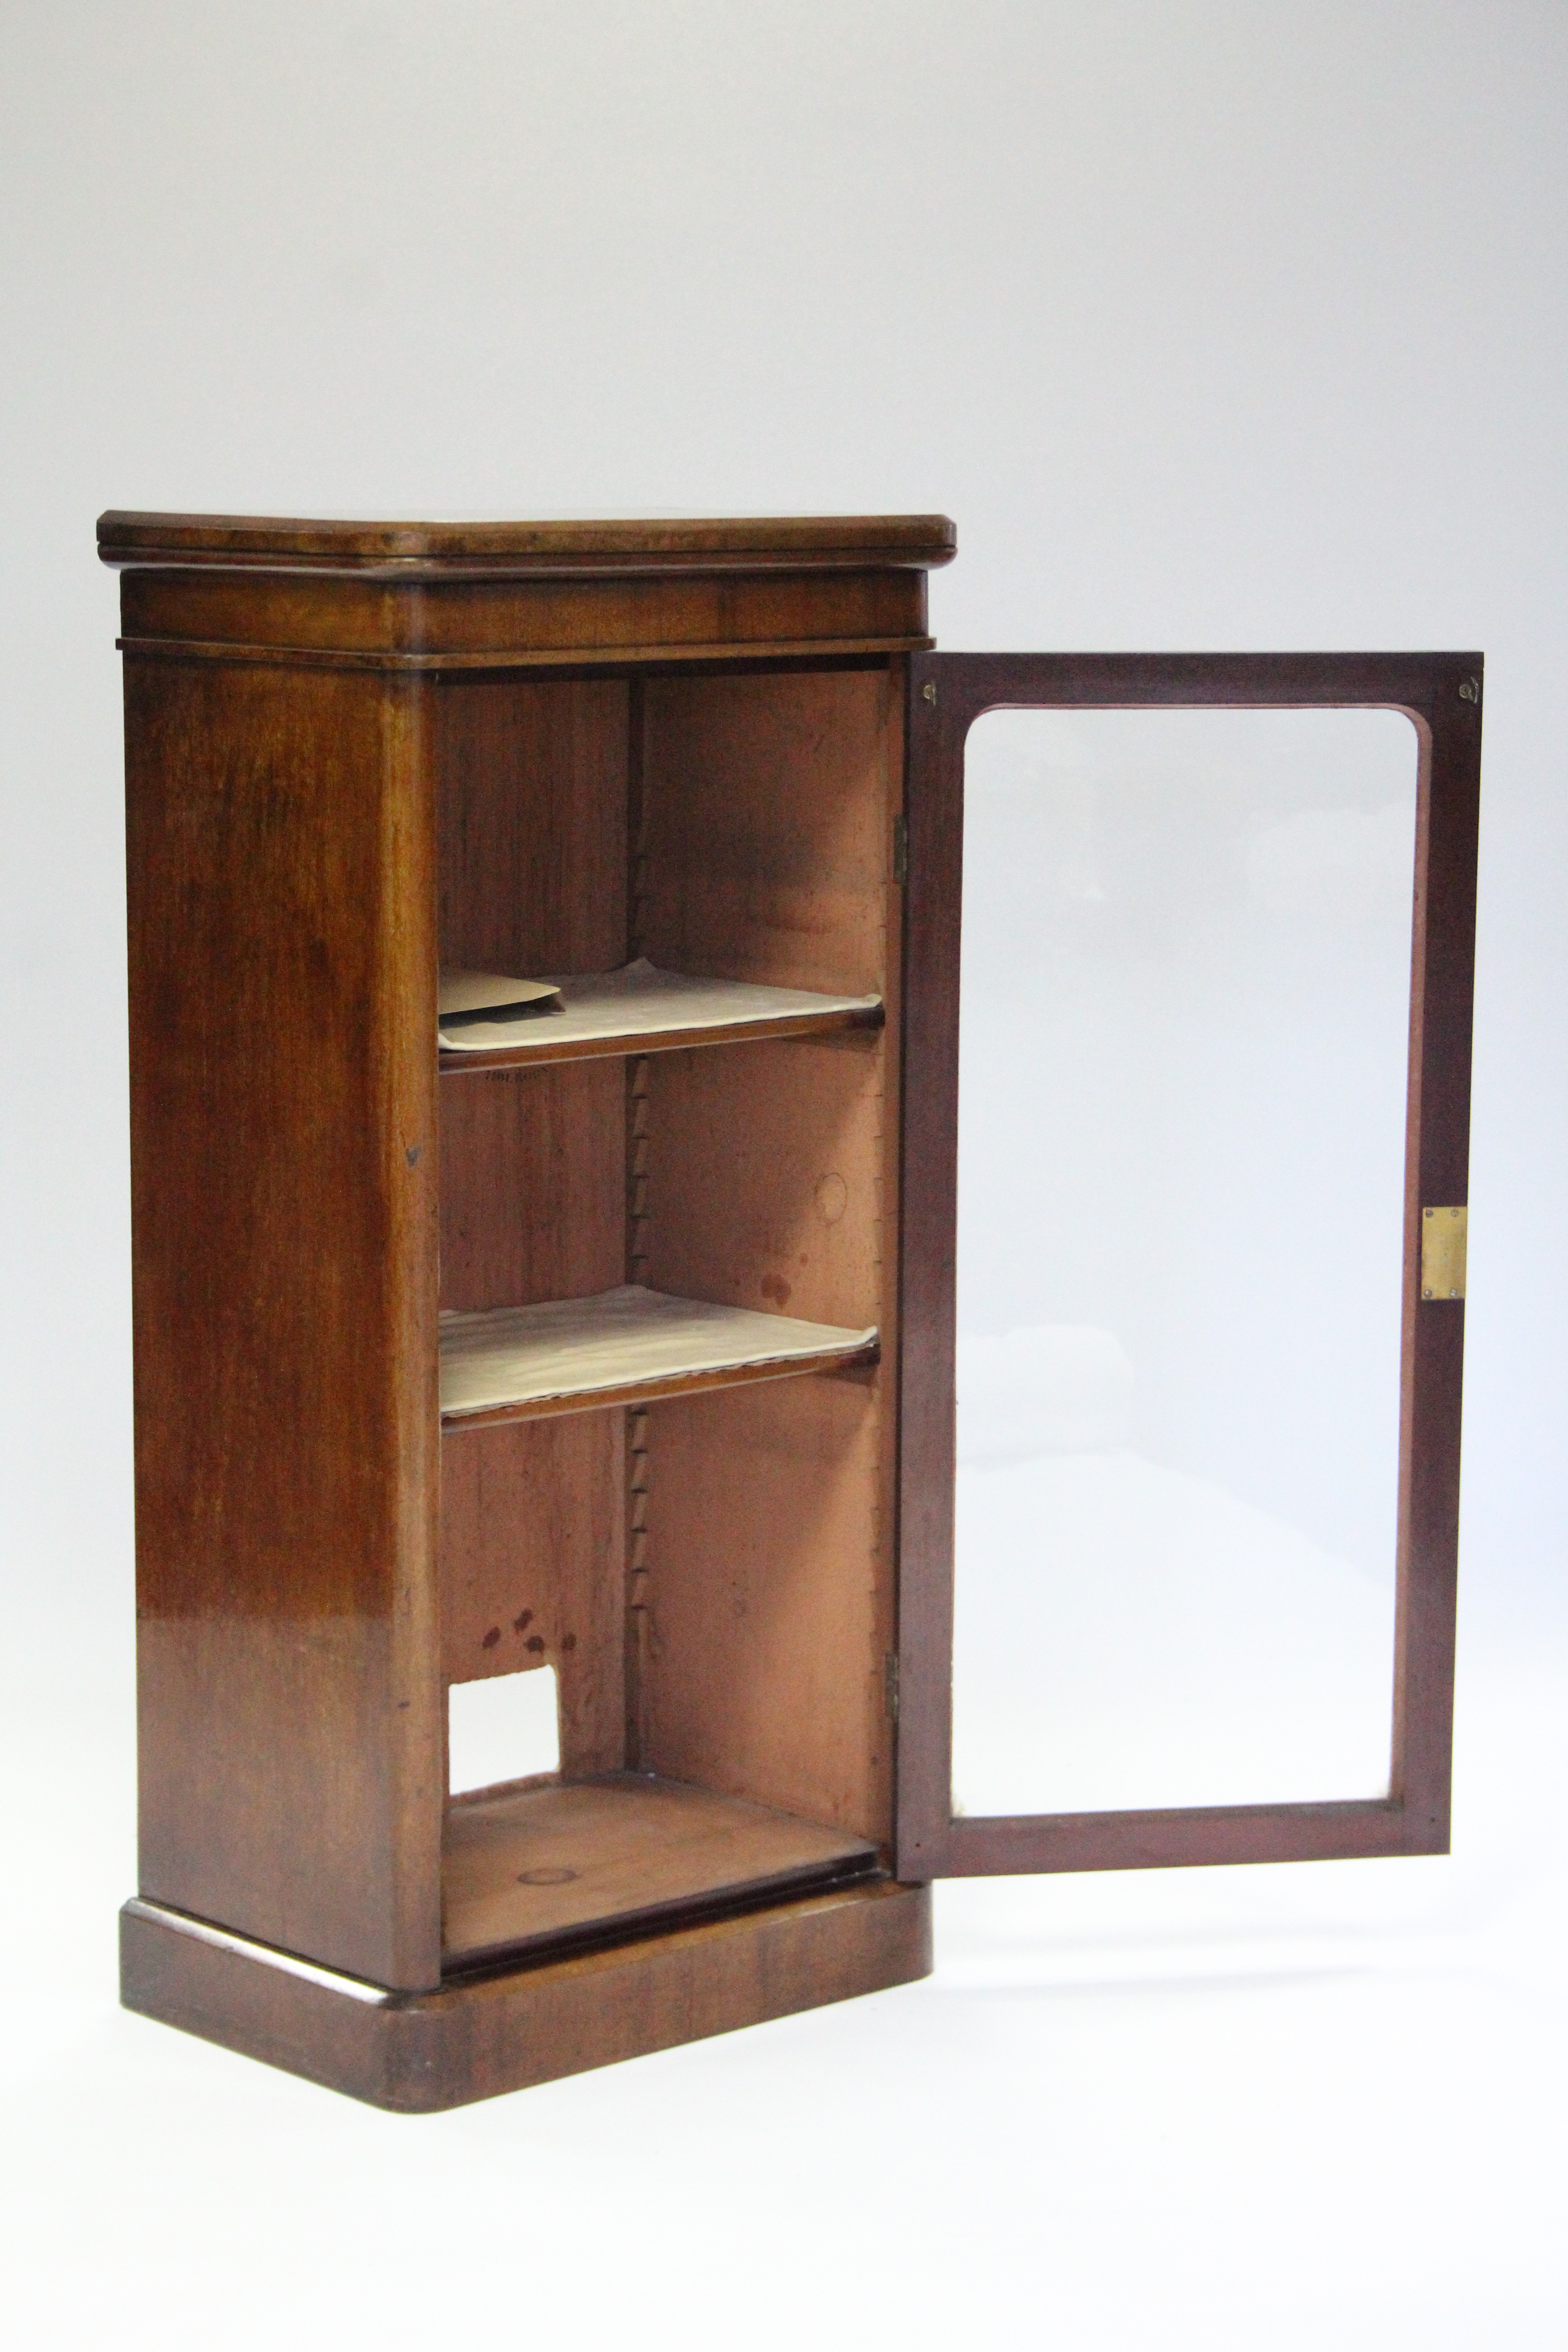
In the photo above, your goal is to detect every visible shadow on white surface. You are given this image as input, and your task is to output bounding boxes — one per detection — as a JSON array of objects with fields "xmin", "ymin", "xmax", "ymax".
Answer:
[{"xmin": 1, "ymin": 1642, "xmax": 1564, "ymax": 2352}]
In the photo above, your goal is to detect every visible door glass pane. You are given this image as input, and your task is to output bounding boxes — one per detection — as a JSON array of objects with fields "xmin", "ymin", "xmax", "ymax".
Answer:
[{"xmin": 953, "ymin": 707, "xmax": 1417, "ymax": 1816}]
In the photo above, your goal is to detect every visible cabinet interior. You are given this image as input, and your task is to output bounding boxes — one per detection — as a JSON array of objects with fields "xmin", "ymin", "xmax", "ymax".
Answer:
[{"xmin": 434, "ymin": 662, "xmax": 903, "ymax": 1966}]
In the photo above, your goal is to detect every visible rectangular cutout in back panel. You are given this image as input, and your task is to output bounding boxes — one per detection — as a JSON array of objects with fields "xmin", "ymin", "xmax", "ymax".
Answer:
[
  {"xmin": 439, "ymin": 1059, "xmax": 625, "ymax": 1313},
  {"xmin": 441, "ymin": 1773, "xmax": 877, "ymax": 1967},
  {"xmin": 448, "ymin": 1668, "xmax": 561, "ymax": 1796},
  {"xmin": 639, "ymin": 1377, "xmax": 893, "ymax": 1847},
  {"xmin": 436, "ymin": 677, "xmax": 630, "ymax": 975},
  {"xmin": 641, "ymin": 667, "xmax": 896, "ymax": 994},
  {"xmin": 439, "ymin": 1414, "xmax": 625, "ymax": 1779}
]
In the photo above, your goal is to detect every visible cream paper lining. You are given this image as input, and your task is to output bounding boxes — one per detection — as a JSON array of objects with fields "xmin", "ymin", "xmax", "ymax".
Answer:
[
  {"xmin": 440, "ymin": 1284, "xmax": 877, "ymax": 1418},
  {"xmin": 438, "ymin": 957, "xmax": 880, "ymax": 1054}
]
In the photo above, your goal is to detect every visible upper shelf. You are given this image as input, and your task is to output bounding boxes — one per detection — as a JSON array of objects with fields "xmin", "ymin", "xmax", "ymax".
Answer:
[
  {"xmin": 438, "ymin": 960, "xmax": 883, "ymax": 1071},
  {"xmin": 440, "ymin": 1284, "xmax": 878, "ymax": 1429}
]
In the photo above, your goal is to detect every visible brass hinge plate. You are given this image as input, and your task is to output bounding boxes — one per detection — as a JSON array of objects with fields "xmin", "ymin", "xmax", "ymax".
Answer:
[
  {"xmin": 884, "ymin": 1649, "xmax": 900, "ymax": 1722},
  {"xmin": 1421, "ymin": 1205, "xmax": 1468, "ymax": 1300}
]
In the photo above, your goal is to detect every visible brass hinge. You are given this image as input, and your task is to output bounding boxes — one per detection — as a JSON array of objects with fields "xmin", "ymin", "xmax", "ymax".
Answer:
[
  {"xmin": 892, "ymin": 813, "xmax": 908, "ymax": 886},
  {"xmin": 884, "ymin": 1649, "xmax": 900, "ymax": 1722},
  {"xmin": 1421, "ymin": 1205, "xmax": 1468, "ymax": 1300}
]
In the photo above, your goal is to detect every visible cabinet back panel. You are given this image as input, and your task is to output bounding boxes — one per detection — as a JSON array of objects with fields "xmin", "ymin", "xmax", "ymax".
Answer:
[
  {"xmin": 638, "ymin": 1377, "xmax": 893, "ymax": 1843},
  {"xmin": 642, "ymin": 1037, "xmax": 886, "ymax": 1329},
  {"xmin": 439, "ymin": 1415, "xmax": 625, "ymax": 1779},
  {"xmin": 640, "ymin": 668, "xmax": 895, "ymax": 994}
]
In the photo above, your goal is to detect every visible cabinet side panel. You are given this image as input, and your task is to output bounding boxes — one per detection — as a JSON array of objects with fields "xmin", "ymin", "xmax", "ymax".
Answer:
[
  {"xmin": 125, "ymin": 655, "xmax": 441, "ymax": 1989},
  {"xmin": 433, "ymin": 675, "xmax": 631, "ymax": 1784},
  {"xmin": 435, "ymin": 675, "xmax": 628, "ymax": 1307},
  {"xmin": 435, "ymin": 676, "xmax": 629, "ymax": 975},
  {"xmin": 438, "ymin": 1063, "xmax": 625, "ymax": 1312}
]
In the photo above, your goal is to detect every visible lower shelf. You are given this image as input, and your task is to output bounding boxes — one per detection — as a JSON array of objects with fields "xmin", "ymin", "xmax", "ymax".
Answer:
[
  {"xmin": 438, "ymin": 1284, "xmax": 878, "ymax": 1428},
  {"xmin": 120, "ymin": 1878, "xmax": 931, "ymax": 2110},
  {"xmin": 442, "ymin": 1773, "xmax": 879, "ymax": 1967}
]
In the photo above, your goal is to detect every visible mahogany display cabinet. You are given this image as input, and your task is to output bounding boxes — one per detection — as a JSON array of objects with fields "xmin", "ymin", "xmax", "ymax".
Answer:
[{"xmin": 99, "ymin": 511, "xmax": 1482, "ymax": 2110}]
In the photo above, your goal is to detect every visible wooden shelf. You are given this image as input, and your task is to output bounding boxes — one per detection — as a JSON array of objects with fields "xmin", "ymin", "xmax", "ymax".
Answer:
[
  {"xmin": 439, "ymin": 959, "xmax": 883, "ymax": 1071},
  {"xmin": 439, "ymin": 1284, "xmax": 878, "ymax": 1429},
  {"xmin": 442, "ymin": 1773, "xmax": 879, "ymax": 1967}
]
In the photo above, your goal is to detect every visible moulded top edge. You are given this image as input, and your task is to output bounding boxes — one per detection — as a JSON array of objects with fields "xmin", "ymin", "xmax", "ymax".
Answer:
[{"xmin": 96, "ymin": 510, "xmax": 959, "ymax": 574}]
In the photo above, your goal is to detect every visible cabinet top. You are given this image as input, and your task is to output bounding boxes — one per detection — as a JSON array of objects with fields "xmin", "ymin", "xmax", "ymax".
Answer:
[{"xmin": 97, "ymin": 511, "xmax": 957, "ymax": 577}]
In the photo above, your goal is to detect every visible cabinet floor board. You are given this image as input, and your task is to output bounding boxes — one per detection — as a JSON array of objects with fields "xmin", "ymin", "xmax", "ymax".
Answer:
[{"xmin": 442, "ymin": 1773, "xmax": 879, "ymax": 1966}]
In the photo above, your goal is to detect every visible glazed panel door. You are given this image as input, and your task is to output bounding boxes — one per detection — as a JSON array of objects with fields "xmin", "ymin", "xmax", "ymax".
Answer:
[{"xmin": 896, "ymin": 652, "xmax": 1481, "ymax": 1880}]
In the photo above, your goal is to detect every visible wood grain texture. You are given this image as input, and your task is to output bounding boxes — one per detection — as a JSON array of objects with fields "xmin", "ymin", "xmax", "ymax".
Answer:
[
  {"xmin": 123, "ymin": 651, "xmax": 443, "ymax": 1988},
  {"xmin": 438, "ymin": 1062, "xmax": 625, "ymax": 1314},
  {"xmin": 438, "ymin": 1414, "xmax": 625, "ymax": 1778},
  {"xmin": 113, "ymin": 570, "xmax": 931, "ymax": 670},
  {"xmin": 639, "ymin": 1377, "xmax": 893, "ymax": 1844},
  {"xmin": 642, "ymin": 1040, "xmax": 888, "ymax": 1328},
  {"xmin": 120, "ymin": 1879, "xmax": 933, "ymax": 2110},
  {"xmin": 436, "ymin": 678, "xmax": 629, "ymax": 974},
  {"xmin": 99, "ymin": 510, "xmax": 957, "ymax": 573},
  {"xmin": 896, "ymin": 649, "xmax": 1484, "ymax": 1880},
  {"xmin": 442, "ymin": 1774, "xmax": 877, "ymax": 1964},
  {"xmin": 642, "ymin": 667, "xmax": 899, "ymax": 994}
]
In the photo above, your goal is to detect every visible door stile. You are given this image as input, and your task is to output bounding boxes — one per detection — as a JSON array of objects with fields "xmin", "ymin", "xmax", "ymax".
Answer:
[{"xmin": 895, "ymin": 650, "xmax": 1482, "ymax": 1882}]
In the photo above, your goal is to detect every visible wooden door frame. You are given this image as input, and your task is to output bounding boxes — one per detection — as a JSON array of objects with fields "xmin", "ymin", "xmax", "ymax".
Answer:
[{"xmin": 895, "ymin": 650, "xmax": 1483, "ymax": 1881}]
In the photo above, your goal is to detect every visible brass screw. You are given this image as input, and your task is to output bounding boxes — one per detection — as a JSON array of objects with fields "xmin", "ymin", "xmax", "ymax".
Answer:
[{"xmin": 1459, "ymin": 676, "xmax": 1480, "ymax": 704}]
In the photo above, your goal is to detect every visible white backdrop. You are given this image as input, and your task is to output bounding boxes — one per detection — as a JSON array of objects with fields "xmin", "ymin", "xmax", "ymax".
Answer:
[{"xmin": 2, "ymin": 5, "xmax": 1564, "ymax": 2345}]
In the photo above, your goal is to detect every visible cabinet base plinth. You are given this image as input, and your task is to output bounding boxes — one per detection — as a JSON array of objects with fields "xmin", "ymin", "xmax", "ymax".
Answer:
[{"xmin": 120, "ymin": 1878, "xmax": 932, "ymax": 2111}]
